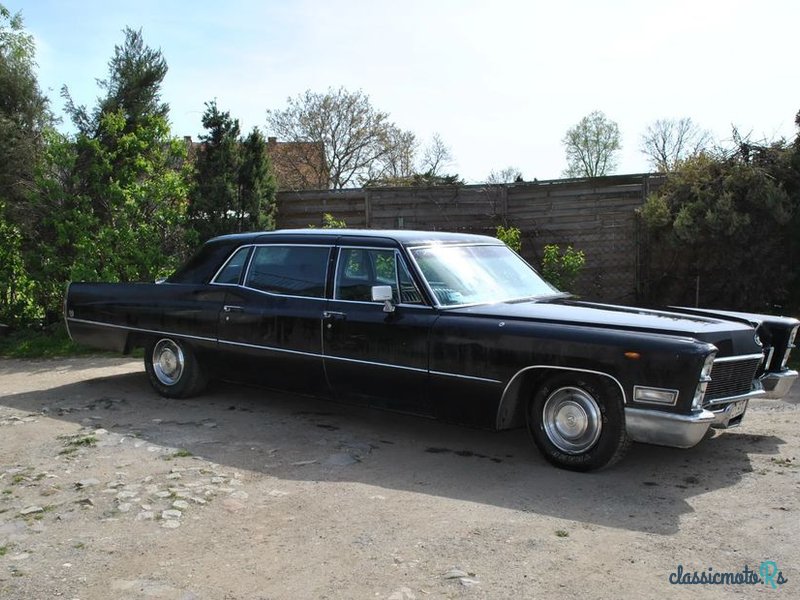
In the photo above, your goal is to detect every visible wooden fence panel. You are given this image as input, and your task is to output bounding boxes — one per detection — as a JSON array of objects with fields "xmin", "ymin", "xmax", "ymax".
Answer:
[{"xmin": 275, "ymin": 175, "xmax": 663, "ymax": 303}]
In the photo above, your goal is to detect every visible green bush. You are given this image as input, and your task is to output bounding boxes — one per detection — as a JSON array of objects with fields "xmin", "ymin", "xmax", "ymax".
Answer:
[
  {"xmin": 495, "ymin": 225, "xmax": 521, "ymax": 252},
  {"xmin": 541, "ymin": 244, "xmax": 585, "ymax": 292}
]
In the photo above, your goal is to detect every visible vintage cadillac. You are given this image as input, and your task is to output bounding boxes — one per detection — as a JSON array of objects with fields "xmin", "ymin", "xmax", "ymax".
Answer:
[{"xmin": 64, "ymin": 230, "xmax": 798, "ymax": 471}]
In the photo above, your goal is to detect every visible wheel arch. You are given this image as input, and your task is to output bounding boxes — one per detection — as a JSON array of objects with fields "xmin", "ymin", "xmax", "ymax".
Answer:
[{"xmin": 495, "ymin": 365, "xmax": 627, "ymax": 430}]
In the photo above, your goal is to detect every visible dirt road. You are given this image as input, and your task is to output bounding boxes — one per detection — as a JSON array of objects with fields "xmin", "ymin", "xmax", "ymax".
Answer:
[{"xmin": 1, "ymin": 357, "xmax": 798, "ymax": 599}]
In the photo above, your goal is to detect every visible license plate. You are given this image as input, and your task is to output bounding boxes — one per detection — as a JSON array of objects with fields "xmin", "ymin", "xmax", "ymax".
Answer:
[{"xmin": 729, "ymin": 399, "xmax": 748, "ymax": 419}]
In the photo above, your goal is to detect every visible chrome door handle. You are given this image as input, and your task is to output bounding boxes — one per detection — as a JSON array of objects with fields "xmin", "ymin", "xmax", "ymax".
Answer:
[
  {"xmin": 323, "ymin": 311, "xmax": 346, "ymax": 319},
  {"xmin": 223, "ymin": 305, "xmax": 244, "ymax": 313}
]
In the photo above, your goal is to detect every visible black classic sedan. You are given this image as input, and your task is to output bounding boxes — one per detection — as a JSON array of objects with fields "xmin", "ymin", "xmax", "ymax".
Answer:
[{"xmin": 64, "ymin": 230, "xmax": 799, "ymax": 471}]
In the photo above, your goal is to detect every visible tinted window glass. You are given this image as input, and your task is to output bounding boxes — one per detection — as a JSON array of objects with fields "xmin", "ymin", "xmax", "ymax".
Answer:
[
  {"xmin": 245, "ymin": 246, "xmax": 329, "ymax": 297},
  {"xmin": 213, "ymin": 247, "xmax": 251, "ymax": 285},
  {"xmin": 335, "ymin": 248, "xmax": 423, "ymax": 304}
]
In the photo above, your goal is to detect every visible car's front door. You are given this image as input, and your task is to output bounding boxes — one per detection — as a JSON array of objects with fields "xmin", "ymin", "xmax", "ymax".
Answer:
[{"xmin": 322, "ymin": 246, "xmax": 436, "ymax": 415}]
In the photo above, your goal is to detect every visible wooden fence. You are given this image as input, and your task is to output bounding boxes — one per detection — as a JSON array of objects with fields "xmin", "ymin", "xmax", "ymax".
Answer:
[{"xmin": 276, "ymin": 174, "xmax": 664, "ymax": 303}]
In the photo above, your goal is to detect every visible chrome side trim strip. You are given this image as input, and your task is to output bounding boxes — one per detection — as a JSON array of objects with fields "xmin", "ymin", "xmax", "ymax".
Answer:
[
  {"xmin": 69, "ymin": 317, "xmax": 489, "ymax": 379},
  {"xmin": 66, "ymin": 317, "xmax": 217, "ymax": 344},
  {"xmin": 429, "ymin": 370, "xmax": 502, "ymax": 384}
]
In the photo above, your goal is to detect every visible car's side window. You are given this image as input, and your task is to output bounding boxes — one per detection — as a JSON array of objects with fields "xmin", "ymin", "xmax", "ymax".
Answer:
[
  {"xmin": 335, "ymin": 248, "xmax": 424, "ymax": 304},
  {"xmin": 212, "ymin": 246, "xmax": 251, "ymax": 285},
  {"xmin": 244, "ymin": 245, "xmax": 329, "ymax": 298}
]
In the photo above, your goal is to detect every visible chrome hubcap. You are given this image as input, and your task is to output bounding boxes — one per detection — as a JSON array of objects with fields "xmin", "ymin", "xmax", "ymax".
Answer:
[
  {"xmin": 542, "ymin": 386, "xmax": 602, "ymax": 454},
  {"xmin": 152, "ymin": 339, "xmax": 184, "ymax": 386}
]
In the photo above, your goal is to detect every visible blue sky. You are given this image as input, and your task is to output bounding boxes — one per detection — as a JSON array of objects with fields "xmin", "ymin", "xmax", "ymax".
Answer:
[{"xmin": 12, "ymin": 0, "xmax": 800, "ymax": 182}]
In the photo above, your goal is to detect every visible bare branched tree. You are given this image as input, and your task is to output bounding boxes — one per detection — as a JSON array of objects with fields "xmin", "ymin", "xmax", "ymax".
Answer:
[
  {"xmin": 562, "ymin": 110, "xmax": 621, "ymax": 178},
  {"xmin": 266, "ymin": 87, "xmax": 403, "ymax": 189},
  {"xmin": 419, "ymin": 132, "xmax": 453, "ymax": 176},
  {"xmin": 640, "ymin": 117, "xmax": 712, "ymax": 172},
  {"xmin": 367, "ymin": 126, "xmax": 418, "ymax": 182},
  {"xmin": 486, "ymin": 167, "xmax": 523, "ymax": 184}
]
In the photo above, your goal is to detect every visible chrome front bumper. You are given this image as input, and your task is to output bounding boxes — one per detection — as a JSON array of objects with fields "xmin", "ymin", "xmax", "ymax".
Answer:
[
  {"xmin": 625, "ymin": 407, "xmax": 715, "ymax": 449},
  {"xmin": 760, "ymin": 369, "xmax": 798, "ymax": 399}
]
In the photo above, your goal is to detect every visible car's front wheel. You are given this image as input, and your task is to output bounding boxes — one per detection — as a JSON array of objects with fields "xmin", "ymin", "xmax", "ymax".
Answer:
[
  {"xmin": 528, "ymin": 373, "xmax": 629, "ymax": 471},
  {"xmin": 144, "ymin": 337, "xmax": 208, "ymax": 398}
]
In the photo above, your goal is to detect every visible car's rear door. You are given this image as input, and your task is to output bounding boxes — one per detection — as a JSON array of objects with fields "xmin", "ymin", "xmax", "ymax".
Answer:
[
  {"xmin": 215, "ymin": 243, "xmax": 331, "ymax": 395},
  {"xmin": 322, "ymin": 243, "xmax": 436, "ymax": 415}
]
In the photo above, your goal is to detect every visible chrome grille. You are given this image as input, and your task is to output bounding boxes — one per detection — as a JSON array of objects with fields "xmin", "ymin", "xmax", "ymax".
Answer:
[{"xmin": 704, "ymin": 355, "xmax": 762, "ymax": 403}]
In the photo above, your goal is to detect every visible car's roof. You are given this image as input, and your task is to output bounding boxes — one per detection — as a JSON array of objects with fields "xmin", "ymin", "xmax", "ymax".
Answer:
[{"xmin": 207, "ymin": 229, "xmax": 500, "ymax": 248}]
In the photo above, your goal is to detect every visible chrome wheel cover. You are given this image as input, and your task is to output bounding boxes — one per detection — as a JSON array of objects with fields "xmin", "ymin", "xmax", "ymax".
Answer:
[
  {"xmin": 542, "ymin": 386, "xmax": 602, "ymax": 454},
  {"xmin": 152, "ymin": 339, "xmax": 184, "ymax": 386}
]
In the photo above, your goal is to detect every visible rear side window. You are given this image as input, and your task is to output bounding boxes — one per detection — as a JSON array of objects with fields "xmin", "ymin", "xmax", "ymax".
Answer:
[
  {"xmin": 245, "ymin": 245, "xmax": 330, "ymax": 298},
  {"xmin": 213, "ymin": 246, "xmax": 251, "ymax": 285}
]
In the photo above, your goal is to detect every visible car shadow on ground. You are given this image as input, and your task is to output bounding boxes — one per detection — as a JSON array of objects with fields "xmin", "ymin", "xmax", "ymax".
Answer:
[{"xmin": 0, "ymin": 370, "xmax": 787, "ymax": 536}]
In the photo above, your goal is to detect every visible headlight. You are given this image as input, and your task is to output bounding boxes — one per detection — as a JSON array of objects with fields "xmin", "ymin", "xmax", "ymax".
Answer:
[
  {"xmin": 781, "ymin": 326, "xmax": 798, "ymax": 369},
  {"xmin": 691, "ymin": 351, "xmax": 717, "ymax": 410}
]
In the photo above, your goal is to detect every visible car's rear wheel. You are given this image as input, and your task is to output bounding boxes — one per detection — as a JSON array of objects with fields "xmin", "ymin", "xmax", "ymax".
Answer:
[
  {"xmin": 144, "ymin": 337, "xmax": 208, "ymax": 398},
  {"xmin": 528, "ymin": 373, "xmax": 629, "ymax": 471}
]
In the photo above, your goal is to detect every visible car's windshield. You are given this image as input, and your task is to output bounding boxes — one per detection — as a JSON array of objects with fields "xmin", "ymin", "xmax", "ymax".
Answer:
[{"xmin": 410, "ymin": 244, "xmax": 560, "ymax": 306}]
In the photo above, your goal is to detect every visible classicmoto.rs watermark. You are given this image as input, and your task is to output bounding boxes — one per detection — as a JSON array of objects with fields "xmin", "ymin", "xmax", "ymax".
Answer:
[{"xmin": 668, "ymin": 562, "xmax": 789, "ymax": 588}]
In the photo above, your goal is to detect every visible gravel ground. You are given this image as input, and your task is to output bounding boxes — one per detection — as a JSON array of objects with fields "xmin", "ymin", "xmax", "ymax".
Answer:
[{"xmin": 0, "ymin": 357, "xmax": 798, "ymax": 599}]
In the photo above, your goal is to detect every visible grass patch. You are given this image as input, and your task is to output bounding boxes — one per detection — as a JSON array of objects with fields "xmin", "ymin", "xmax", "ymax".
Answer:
[
  {"xmin": 2, "ymin": 489, "xmax": 12, "ymax": 495},
  {"xmin": 163, "ymin": 449, "xmax": 193, "ymax": 460},
  {"xmin": 73, "ymin": 542, "xmax": 85, "ymax": 550},
  {"xmin": 58, "ymin": 434, "xmax": 97, "ymax": 455},
  {"xmin": 555, "ymin": 529, "xmax": 569, "ymax": 538},
  {"xmin": 0, "ymin": 545, "xmax": 7, "ymax": 556},
  {"xmin": 0, "ymin": 323, "xmax": 103, "ymax": 359}
]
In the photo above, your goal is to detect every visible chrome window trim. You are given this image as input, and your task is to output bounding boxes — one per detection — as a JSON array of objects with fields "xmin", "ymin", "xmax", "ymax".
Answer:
[
  {"xmin": 210, "ymin": 245, "xmax": 253, "ymax": 286},
  {"xmin": 333, "ymin": 246, "xmax": 427, "ymax": 306},
  {"xmin": 242, "ymin": 243, "xmax": 333, "ymax": 300}
]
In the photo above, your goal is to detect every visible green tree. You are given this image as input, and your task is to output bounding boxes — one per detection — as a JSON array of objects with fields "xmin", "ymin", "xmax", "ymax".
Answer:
[
  {"xmin": 0, "ymin": 4, "xmax": 52, "ymax": 324},
  {"xmin": 32, "ymin": 28, "xmax": 189, "ymax": 317},
  {"xmin": 640, "ymin": 130, "xmax": 799, "ymax": 309},
  {"xmin": 238, "ymin": 128, "xmax": 277, "ymax": 232},
  {"xmin": 562, "ymin": 110, "xmax": 621, "ymax": 178},
  {"xmin": 189, "ymin": 100, "xmax": 276, "ymax": 241}
]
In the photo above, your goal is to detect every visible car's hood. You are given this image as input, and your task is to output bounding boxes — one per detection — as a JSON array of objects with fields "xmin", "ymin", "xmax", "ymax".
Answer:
[{"xmin": 447, "ymin": 299, "xmax": 761, "ymax": 355}]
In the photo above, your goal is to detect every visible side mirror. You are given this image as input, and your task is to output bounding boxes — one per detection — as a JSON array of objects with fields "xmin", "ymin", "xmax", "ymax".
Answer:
[{"xmin": 371, "ymin": 285, "xmax": 396, "ymax": 313}]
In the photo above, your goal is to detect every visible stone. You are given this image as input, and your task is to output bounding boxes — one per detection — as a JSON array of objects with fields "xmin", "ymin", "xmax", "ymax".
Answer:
[
  {"xmin": 443, "ymin": 568, "xmax": 468, "ymax": 579},
  {"xmin": 20, "ymin": 505, "xmax": 44, "ymax": 515},
  {"xmin": 229, "ymin": 490, "xmax": 249, "ymax": 500},
  {"xmin": 117, "ymin": 503, "xmax": 132, "ymax": 513},
  {"xmin": 161, "ymin": 509, "xmax": 182, "ymax": 520},
  {"xmin": 172, "ymin": 500, "xmax": 189, "ymax": 510},
  {"xmin": 76, "ymin": 478, "xmax": 100, "ymax": 489},
  {"xmin": 161, "ymin": 520, "xmax": 180, "ymax": 529},
  {"xmin": 136, "ymin": 511, "xmax": 155, "ymax": 521}
]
